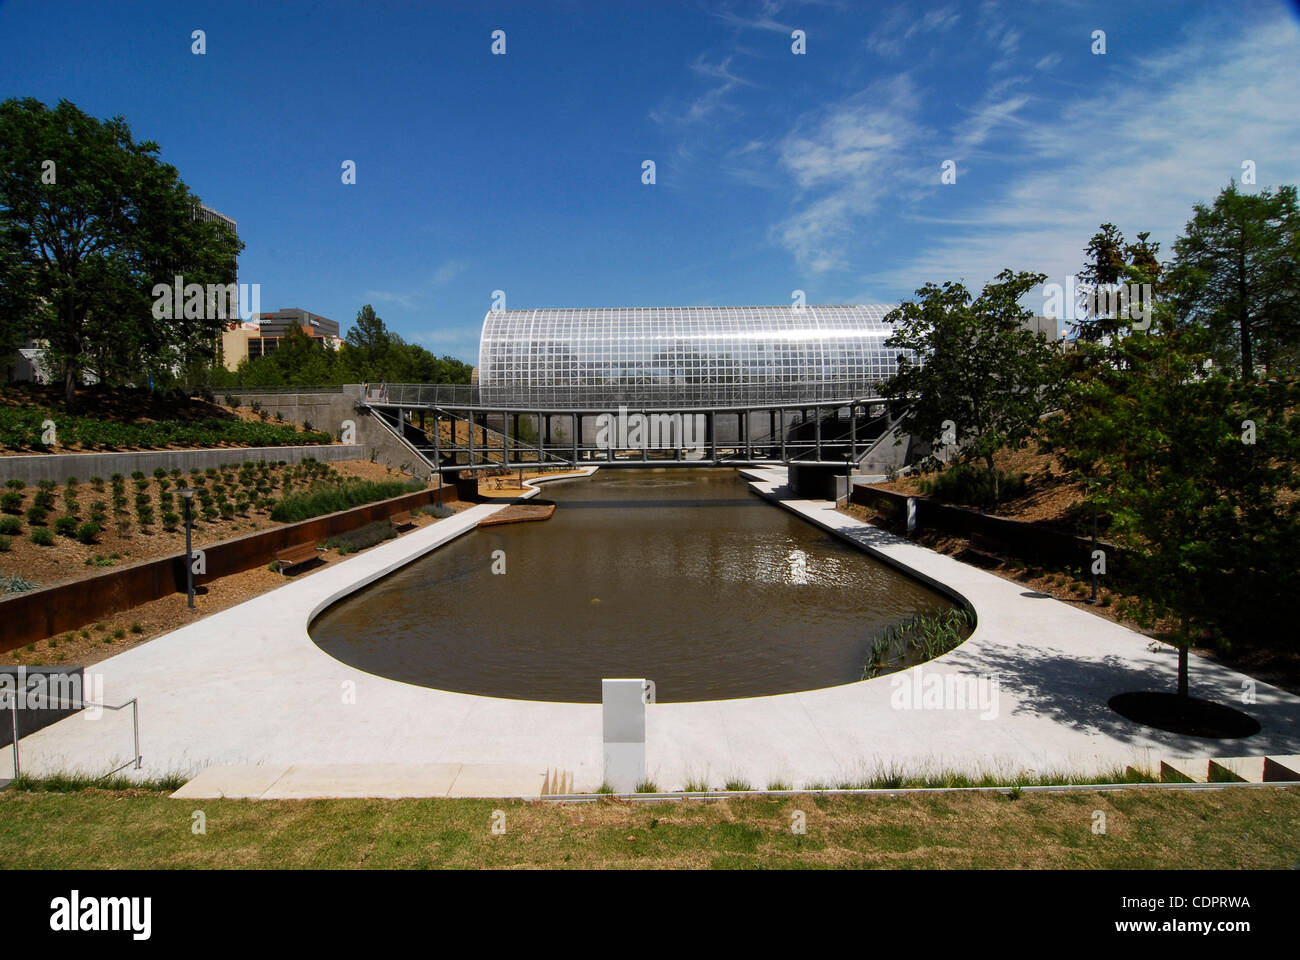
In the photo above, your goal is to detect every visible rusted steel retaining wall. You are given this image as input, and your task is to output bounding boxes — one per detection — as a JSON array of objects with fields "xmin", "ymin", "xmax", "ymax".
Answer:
[{"xmin": 0, "ymin": 485, "xmax": 456, "ymax": 652}]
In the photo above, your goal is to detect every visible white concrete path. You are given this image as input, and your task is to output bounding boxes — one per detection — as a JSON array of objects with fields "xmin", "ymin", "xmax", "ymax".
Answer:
[{"xmin": 5, "ymin": 466, "xmax": 1298, "ymax": 797}]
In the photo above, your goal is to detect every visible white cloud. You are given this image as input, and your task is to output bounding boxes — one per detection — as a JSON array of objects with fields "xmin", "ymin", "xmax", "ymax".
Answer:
[
  {"xmin": 867, "ymin": 4, "xmax": 961, "ymax": 56},
  {"xmin": 773, "ymin": 74, "xmax": 923, "ymax": 271},
  {"xmin": 1034, "ymin": 52, "xmax": 1061, "ymax": 71},
  {"xmin": 431, "ymin": 258, "xmax": 470, "ymax": 287},
  {"xmin": 863, "ymin": 18, "xmax": 1300, "ymax": 298},
  {"xmin": 364, "ymin": 290, "xmax": 417, "ymax": 310}
]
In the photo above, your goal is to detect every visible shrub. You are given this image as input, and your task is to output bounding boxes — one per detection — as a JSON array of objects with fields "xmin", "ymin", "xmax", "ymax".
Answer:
[
  {"xmin": 1, "ymin": 574, "xmax": 36, "ymax": 592},
  {"xmin": 53, "ymin": 515, "xmax": 79, "ymax": 536},
  {"xmin": 131, "ymin": 622, "xmax": 144, "ymax": 634},
  {"xmin": 270, "ymin": 478, "xmax": 424, "ymax": 523},
  {"xmin": 0, "ymin": 516, "xmax": 21, "ymax": 535},
  {"xmin": 76, "ymin": 522, "xmax": 101, "ymax": 545},
  {"xmin": 30, "ymin": 527, "xmax": 54, "ymax": 546},
  {"xmin": 25, "ymin": 505, "xmax": 48, "ymax": 525},
  {"xmin": 225, "ymin": 393, "xmax": 240, "ymax": 408},
  {"xmin": 33, "ymin": 490, "xmax": 55, "ymax": 510},
  {"xmin": 1, "ymin": 491, "xmax": 22, "ymax": 513},
  {"xmin": 422, "ymin": 503, "xmax": 454, "ymax": 519},
  {"xmin": 162, "ymin": 511, "xmax": 180, "ymax": 532},
  {"xmin": 137, "ymin": 505, "xmax": 155, "ymax": 526},
  {"xmin": 153, "ymin": 467, "xmax": 167, "ymax": 479},
  {"xmin": 89, "ymin": 475, "xmax": 104, "ymax": 490},
  {"xmin": 4, "ymin": 478, "xmax": 23, "ymax": 490},
  {"xmin": 918, "ymin": 464, "xmax": 1027, "ymax": 510},
  {"xmin": 325, "ymin": 520, "xmax": 397, "ymax": 555},
  {"xmin": 0, "ymin": 534, "xmax": 9, "ymax": 552}
]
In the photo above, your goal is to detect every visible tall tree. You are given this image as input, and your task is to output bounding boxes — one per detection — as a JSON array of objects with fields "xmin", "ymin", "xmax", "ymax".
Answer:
[
  {"xmin": 0, "ymin": 97, "xmax": 242, "ymax": 409},
  {"xmin": 1041, "ymin": 302, "xmax": 1300, "ymax": 696},
  {"xmin": 1074, "ymin": 224, "xmax": 1162, "ymax": 343},
  {"xmin": 881, "ymin": 269, "xmax": 1061, "ymax": 505},
  {"xmin": 1170, "ymin": 181, "xmax": 1300, "ymax": 380}
]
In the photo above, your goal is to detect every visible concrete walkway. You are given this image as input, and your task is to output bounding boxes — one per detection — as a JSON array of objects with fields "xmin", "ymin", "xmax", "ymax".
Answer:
[{"xmin": 5, "ymin": 466, "xmax": 1298, "ymax": 797}]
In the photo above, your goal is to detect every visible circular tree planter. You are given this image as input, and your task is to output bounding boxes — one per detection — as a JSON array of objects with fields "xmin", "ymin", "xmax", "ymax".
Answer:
[{"xmin": 1108, "ymin": 691, "xmax": 1261, "ymax": 739}]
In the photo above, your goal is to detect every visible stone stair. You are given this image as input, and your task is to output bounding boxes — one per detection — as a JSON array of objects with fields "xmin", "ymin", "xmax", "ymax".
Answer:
[{"xmin": 1129, "ymin": 755, "xmax": 1300, "ymax": 784}]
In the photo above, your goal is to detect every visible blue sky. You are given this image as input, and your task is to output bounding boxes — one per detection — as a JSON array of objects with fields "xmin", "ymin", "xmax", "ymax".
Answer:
[{"xmin": 2, "ymin": 0, "xmax": 1298, "ymax": 363}]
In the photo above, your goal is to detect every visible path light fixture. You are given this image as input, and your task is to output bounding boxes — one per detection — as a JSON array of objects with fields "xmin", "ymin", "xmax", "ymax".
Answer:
[{"xmin": 178, "ymin": 487, "xmax": 196, "ymax": 608}]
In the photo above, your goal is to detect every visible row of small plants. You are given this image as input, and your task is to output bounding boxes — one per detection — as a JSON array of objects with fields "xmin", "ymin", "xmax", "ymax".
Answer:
[
  {"xmin": 0, "ymin": 407, "xmax": 331, "ymax": 451},
  {"xmin": 10, "ymin": 620, "xmax": 148, "ymax": 661},
  {"xmin": 0, "ymin": 458, "xmax": 342, "ymax": 546}
]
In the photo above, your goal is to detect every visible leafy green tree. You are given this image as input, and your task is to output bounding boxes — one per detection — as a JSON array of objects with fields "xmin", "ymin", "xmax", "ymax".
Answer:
[
  {"xmin": 1170, "ymin": 181, "xmax": 1300, "ymax": 379},
  {"xmin": 881, "ymin": 269, "xmax": 1061, "ymax": 505},
  {"xmin": 0, "ymin": 97, "xmax": 242, "ymax": 409},
  {"xmin": 1042, "ymin": 302, "xmax": 1300, "ymax": 696}
]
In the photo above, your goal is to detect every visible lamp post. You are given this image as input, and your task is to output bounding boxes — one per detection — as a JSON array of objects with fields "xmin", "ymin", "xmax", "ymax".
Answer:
[
  {"xmin": 178, "ymin": 487, "xmax": 196, "ymax": 609},
  {"xmin": 1086, "ymin": 477, "xmax": 1099, "ymax": 605}
]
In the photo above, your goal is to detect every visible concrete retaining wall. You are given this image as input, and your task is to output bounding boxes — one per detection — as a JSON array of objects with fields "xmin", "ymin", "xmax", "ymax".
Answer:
[
  {"xmin": 850, "ymin": 482, "xmax": 1116, "ymax": 570},
  {"xmin": 226, "ymin": 386, "xmax": 433, "ymax": 482},
  {"xmin": 0, "ymin": 484, "xmax": 456, "ymax": 652},
  {"xmin": 0, "ymin": 444, "xmax": 362, "ymax": 486}
]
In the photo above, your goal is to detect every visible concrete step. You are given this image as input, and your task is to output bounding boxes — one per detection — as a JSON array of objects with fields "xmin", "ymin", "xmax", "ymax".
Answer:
[
  {"xmin": 1159, "ymin": 757, "xmax": 1210, "ymax": 783},
  {"xmin": 1264, "ymin": 756, "xmax": 1300, "ymax": 782},
  {"xmin": 1208, "ymin": 757, "xmax": 1267, "ymax": 782}
]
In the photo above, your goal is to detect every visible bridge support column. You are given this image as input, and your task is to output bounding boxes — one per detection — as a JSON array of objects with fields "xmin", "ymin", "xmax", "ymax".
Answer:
[{"xmin": 850, "ymin": 402, "xmax": 857, "ymax": 462}]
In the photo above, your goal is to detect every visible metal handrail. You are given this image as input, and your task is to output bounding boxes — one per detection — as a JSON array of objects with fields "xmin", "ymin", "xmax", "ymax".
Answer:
[
  {"xmin": 364, "ymin": 382, "xmax": 887, "ymax": 411},
  {"xmin": 4, "ymin": 691, "xmax": 141, "ymax": 780}
]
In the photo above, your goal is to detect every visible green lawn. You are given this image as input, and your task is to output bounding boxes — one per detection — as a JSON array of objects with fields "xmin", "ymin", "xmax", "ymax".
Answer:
[{"xmin": 1, "ymin": 785, "xmax": 1297, "ymax": 869}]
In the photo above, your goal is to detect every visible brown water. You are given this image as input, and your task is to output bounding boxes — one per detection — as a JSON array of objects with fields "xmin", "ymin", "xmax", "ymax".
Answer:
[{"xmin": 309, "ymin": 469, "xmax": 955, "ymax": 702}]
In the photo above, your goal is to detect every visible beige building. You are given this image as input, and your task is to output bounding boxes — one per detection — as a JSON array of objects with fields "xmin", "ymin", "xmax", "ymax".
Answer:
[{"xmin": 219, "ymin": 309, "xmax": 342, "ymax": 371}]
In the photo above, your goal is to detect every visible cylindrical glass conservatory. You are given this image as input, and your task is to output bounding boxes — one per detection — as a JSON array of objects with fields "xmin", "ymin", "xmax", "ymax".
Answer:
[{"xmin": 477, "ymin": 305, "xmax": 899, "ymax": 408}]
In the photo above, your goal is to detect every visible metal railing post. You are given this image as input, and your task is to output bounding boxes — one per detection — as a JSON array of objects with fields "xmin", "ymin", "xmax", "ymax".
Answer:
[
  {"xmin": 9, "ymin": 693, "xmax": 19, "ymax": 779},
  {"xmin": 132, "ymin": 699, "xmax": 141, "ymax": 770}
]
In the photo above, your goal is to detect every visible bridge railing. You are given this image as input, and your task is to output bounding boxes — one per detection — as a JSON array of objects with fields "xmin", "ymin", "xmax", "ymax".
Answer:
[{"xmin": 367, "ymin": 382, "xmax": 887, "ymax": 410}]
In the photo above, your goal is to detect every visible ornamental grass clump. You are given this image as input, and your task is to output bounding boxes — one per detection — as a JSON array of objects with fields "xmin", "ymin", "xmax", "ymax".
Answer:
[{"xmin": 270, "ymin": 478, "xmax": 423, "ymax": 523}]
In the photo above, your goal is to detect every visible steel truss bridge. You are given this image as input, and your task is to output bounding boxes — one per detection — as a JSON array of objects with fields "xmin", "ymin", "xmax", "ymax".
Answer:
[{"xmin": 360, "ymin": 383, "xmax": 905, "ymax": 475}]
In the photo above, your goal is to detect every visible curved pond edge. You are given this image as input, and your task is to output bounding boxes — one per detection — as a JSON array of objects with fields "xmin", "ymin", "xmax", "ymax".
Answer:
[{"xmin": 305, "ymin": 463, "xmax": 973, "ymax": 700}]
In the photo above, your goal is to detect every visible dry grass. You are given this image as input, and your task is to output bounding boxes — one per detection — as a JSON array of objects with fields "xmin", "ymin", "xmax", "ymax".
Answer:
[{"xmin": 1, "ymin": 786, "xmax": 1296, "ymax": 869}]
